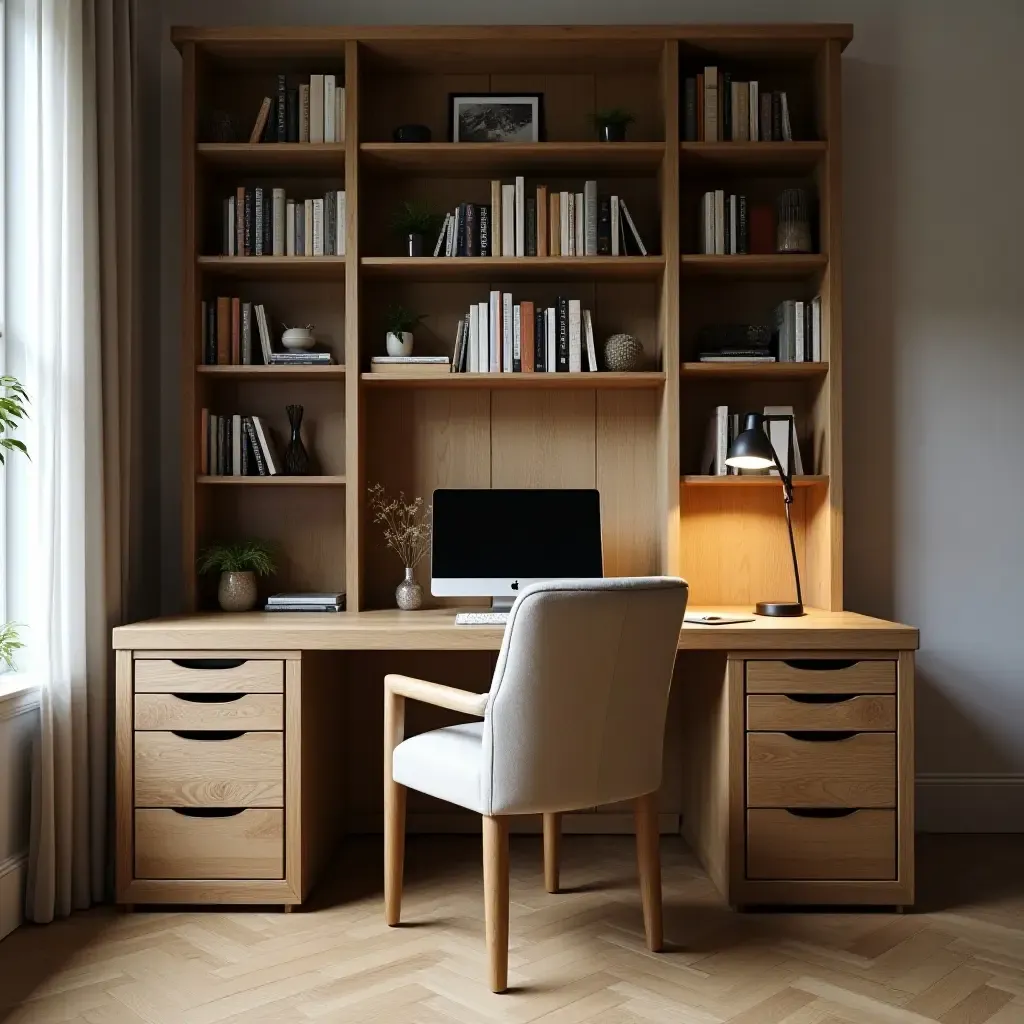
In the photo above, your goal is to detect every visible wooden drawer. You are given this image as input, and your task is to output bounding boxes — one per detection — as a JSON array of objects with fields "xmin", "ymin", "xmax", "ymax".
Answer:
[
  {"xmin": 747, "ymin": 732, "xmax": 896, "ymax": 808},
  {"xmin": 135, "ymin": 693, "xmax": 283, "ymax": 731},
  {"xmin": 747, "ymin": 694, "xmax": 896, "ymax": 732},
  {"xmin": 746, "ymin": 659, "xmax": 895, "ymax": 695},
  {"xmin": 135, "ymin": 808, "xmax": 283, "ymax": 879},
  {"xmin": 135, "ymin": 732, "xmax": 284, "ymax": 807},
  {"xmin": 747, "ymin": 809, "xmax": 896, "ymax": 880},
  {"xmin": 134, "ymin": 658, "xmax": 283, "ymax": 694}
]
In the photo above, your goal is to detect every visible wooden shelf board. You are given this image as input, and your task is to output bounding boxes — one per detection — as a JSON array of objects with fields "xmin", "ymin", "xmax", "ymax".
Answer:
[
  {"xmin": 681, "ymin": 362, "xmax": 828, "ymax": 380},
  {"xmin": 197, "ymin": 365, "xmax": 345, "ymax": 380},
  {"xmin": 361, "ymin": 371, "xmax": 665, "ymax": 390},
  {"xmin": 197, "ymin": 143, "xmax": 345, "ymax": 172},
  {"xmin": 198, "ymin": 257, "xmax": 346, "ymax": 281},
  {"xmin": 360, "ymin": 256, "xmax": 665, "ymax": 282},
  {"xmin": 197, "ymin": 475, "xmax": 347, "ymax": 486},
  {"xmin": 360, "ymin": 142, "xmax": 665, "ymax": 176},
  {"xmin": 680, "ymin": 141, "xmax": 826, "ymax": 171},
  {"xmin": 682, "ymin": 475, "xmax": 828, "ymax": 488},
  {"xmin": 680, "ymin": 254, "xmax": 827, "ymax": 279}
]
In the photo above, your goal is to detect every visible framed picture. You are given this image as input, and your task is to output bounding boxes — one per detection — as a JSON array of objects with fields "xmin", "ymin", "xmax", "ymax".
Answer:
[{"xmin": 449, "ymin": 93, "xmax": 544, "ymax": 143}]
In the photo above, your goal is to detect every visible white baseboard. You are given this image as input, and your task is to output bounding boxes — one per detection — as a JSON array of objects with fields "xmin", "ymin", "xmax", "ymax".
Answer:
[
  {"xmin": 916, "ymin": 774, "xmax": 1024, "ymax": 833},
  {"xmin": 347, "ymin": 812, "xmax": 681, "ymax": 836},
  {"xmin": 0, "ymin": 852, "xmax": 27, "ymax": 942}
]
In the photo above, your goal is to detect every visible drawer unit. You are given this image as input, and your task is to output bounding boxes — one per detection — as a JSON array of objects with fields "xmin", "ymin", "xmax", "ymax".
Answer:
[
  {"xmin": 135, "ymin": 693, "xmax": 284, "ymax": 731},
  {"xmin": 746, "ymin": 659, "xmax": 895, "ymax": 694},
  {"xmin": 746, "ymin": 731, "xmax": 896, "ymax": 808},
  {"xmin": 135, "ymin": 808, "xmax": 284, "ymax": 880},
  {"xmin": 747, "ymin": 694, "xmax": 896, "ymax": 732},
  {"xmin": 747, "ymin": 809, "xmax": 896, "ymax": 880},
  {"xmin": 135, "ymin": 658, "xmax": 283, "ymax": 693},
  {"xmin": 135, "ymin": 731, "xmax": 284, "ymax": 807}
]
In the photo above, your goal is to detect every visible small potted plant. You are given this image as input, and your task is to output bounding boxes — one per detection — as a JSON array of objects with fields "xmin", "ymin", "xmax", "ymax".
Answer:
[
  {"xmin": 368, "ymin": 484, "xmax": 431, "ymax": 610},
  {"xmin": 385, "ymin": 304, "xmax": 425, "ymax": 357},
  {"xmin": 392, "ymin": 200, "xmax": 440, "ymax": 257},
  {"xmin": 197, "ymin": 539, "xmax": 276, "ymax": 612},
  {"xmin": 593, "ymin": 108, "xmax": 635, "ymax": 143}
]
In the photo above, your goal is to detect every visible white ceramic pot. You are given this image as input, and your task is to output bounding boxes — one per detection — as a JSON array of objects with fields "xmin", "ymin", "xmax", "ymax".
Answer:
[
  {"xmin": 386, "ymin": 331, "xmax": 414, "ymax": 356},
  {"xmin": 281, "ymin": 328, "xmax": 315, "ymax": 351}
]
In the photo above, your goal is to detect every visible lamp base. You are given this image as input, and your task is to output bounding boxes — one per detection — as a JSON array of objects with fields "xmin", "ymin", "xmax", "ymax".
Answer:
[{"xmin": 755, "ymin": 601, "xmax": 805, "ymax": 617}]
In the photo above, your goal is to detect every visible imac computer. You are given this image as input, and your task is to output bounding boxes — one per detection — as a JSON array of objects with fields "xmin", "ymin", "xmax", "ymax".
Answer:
[{"xmin": 431, "ymin": 488, "xmax": 603, "ymax": 621}]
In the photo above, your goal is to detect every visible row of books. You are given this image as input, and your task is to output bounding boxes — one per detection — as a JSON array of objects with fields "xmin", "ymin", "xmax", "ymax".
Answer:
[
  {"xmin": 695, "ymin": 299, "xmax": 823, "ymax": 364},
  {"xmin": 200, "ymin": 298, "xmax": 335, "ymax": 366},
  {"xmin": 698, "ymin": 191, "xmax": 791, "ymax": 256},
  {"xmin": 264, "ymin": 592, "xmax": 345, "ymax": 613},
  {"xmin": 221, "ymin": 188, "xmax": 346, "ymax": 257},
  {"xmin": 701, "ymin": 405, "xmax": 804, "ymax": 477},
  {"xmin": 774, "ymin": 299, "xmax": 823, "ymax": 363},
  {"xmin": 432, "ymin": 180, "xmax": 648, "ymax": 258},
  {"xmin": 249, "ymin": 74, "xmax": 345, "ymax": 144},
  {"xmin": 201, "ymin": 412, "xmax": 283, "ymax": 477},
  {"xmin": 683, "ymin": 70, "xmax": 793, "ymax": 142}
]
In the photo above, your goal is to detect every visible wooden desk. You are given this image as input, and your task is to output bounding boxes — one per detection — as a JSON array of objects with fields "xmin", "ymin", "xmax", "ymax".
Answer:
[{"xmin": 113, "ymin": 608, "xmax": 918, "ymax": 910}]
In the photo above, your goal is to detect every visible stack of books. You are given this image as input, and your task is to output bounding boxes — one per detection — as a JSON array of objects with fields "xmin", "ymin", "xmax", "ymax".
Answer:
[
  {"xmin": 200, "ymin": 412, "xmax": 282, "ymax": 477},
  {"xmin": 221, "ymin": 187, "xmax": 345, "ymax": 257},
  {"xmin": 432, "ymin": 179, "xmax": 647, "ymax": 258},
  {"xmin": 683, "ymin": 69, "xmax": 792, "ymax": 142},
  {"xmin": 248, "ymin": 74, "xmax": 345, "ymax": 144},
  {"xmin": 264, "ymin": 593, "xmax": 345, "ymax": 613},
  {"xmin": 201, "ymin": 298, "xmax": 334, "ymax": 366},
  {"xmin": 700, "ymin": 404, "xmax": 804, "ymax": 477},
  {"xmin": 369, "ymin": 356, "xmax": 451, "ymax": 377}
]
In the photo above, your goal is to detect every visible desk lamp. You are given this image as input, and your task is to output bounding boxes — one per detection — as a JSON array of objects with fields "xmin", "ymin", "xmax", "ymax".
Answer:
[{"xmin": 725, "ymin": 412, "xmax": 805, "ymax": 617}]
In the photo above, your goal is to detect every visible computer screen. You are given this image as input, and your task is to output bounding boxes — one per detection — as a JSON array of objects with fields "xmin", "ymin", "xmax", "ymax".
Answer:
[{"xmin": 431, "ymin": 488, "xmax": 603, "ymax": 600}]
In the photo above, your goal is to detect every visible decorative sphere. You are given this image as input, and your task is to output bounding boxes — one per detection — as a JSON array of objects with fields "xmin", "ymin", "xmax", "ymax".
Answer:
[{"xmin": 602, "ymin": 333, "xmax": 644, "ymax": 371}]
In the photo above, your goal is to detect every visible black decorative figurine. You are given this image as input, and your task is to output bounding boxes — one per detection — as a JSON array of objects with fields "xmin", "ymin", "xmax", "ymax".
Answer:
[{"xmin": 283, "ymin": 404, "xmax": 311, "ymax": 475}]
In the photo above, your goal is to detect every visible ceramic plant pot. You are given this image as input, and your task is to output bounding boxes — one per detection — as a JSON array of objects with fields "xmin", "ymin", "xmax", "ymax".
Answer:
[
  {"xmin": 598, "ymin": 123, "xmax": 627, "ymax": 142},
  {"xmin": 218, "ymin": 570, "xmax": 257, "ymax": 612},
  {"xmin": 386, "ymin": 331, "xmax": 414, "ymax": 357},
  {"xmin": 407, "ymin": 233, "xmax": 424, "ymax": 257},
  {"xmin": 395, "ymin": 567, "xmax": 423, "ymax": 610},
  {"xmin": 281, "ymin": 328, "xmax": 315, "ymax": 351}
]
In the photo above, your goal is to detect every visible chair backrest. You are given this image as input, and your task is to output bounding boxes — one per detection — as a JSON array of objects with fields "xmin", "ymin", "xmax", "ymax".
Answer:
[{"xmin": 480, "ymin": 577, "xmax": 688, "ymax": 816}]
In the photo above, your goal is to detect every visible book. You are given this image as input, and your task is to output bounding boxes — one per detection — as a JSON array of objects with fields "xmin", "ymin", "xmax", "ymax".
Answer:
[
  {"xmin": 335, "ymin": 86, "xmax": 346, "ymax": 142},
  {"xmin": 490, "ymin": 180, "xmax": 502, "ymax": 257},
  {"xmin": 479, "ymin": 205, "xmax": 490, "ymax": 257},
  {"xmin": 556, "ymin": 297, "xmax": 569, "ymax": 372},
  {"xmin": 772, "ymin": 92, "xmax": 782, "ymax": 141},
  {"xmin": 444, "ymin": 210, "xmax": 455, "ymax": 257},
  {"xmin": 699, "ymin": 355, "xmax": 776, "ymax": 363},
  {"xmin": 272, "ymin": 188, "xmax": 286, "ymax": 255},
  {"xmin": 545, "ymin": 306, "xmax": 556, "ymax": 372},
  {"xmin": 597, "ymin": 196, "xmax": 611, "ymax": 255},
  {"xmin": 231, "ymin": 413, "xmax": 242, "ymax": 475},
  {"xmin": 253, "ymin": 187, "xmax": 264, "ymax": 255},
  {"xmin": 230, "ymin": 297, "xmax": 240, "ymax": 364},
  {"xmin": 223, "ymin": 198, "xmax": 235, "ymax": 255},
  {"xmin": 267, "ymin": 592, "xmax": 345, "ymax": 605},
  {"xmin": 749, "ymin": 80, "xmax": 759, "ymax": 141},
  {"xmin": 794, "ymin": 300, "xmax": 806, "ymax": 363},
  {"xmin": 324, "ymin": 74, "xmax": 336, "ymax": 142},
  {"xmin": 534, "ymin": 306, "xmax": 545, "ymax": 373},
  {"xmin": 264, "ymin": 603, "xmax": 344, "ymax": 613},
  {"xmin": 262, "ymin": 189, "xmax": 272, "ymax": 256},
  {"xmin": 255, "ymin": 303, "xmax": 273, "ymax": 364},
  {"xmin": 610, "ymin": 195, "xmax": 620, "ymax": 255},
  {"xmin": 269, "ymin": 353, "xmax": 333, "ymax": 364},
  {"xmin": 501, "ymin": 184, "xmax": 515, "ymax": 257},
  {"xmin": 583, "ymin": 309, "xmax": 598, "ymax": 372},
  {"xmin": 704, "ymin": 66, "xmax": 719, "ymax": 142},
  {"xmin": 478, "ymin": 301, "xmax": 489, "ymax": 372},
  {"xmin": 243, "ymin": 417, "xmax": 267, "ymax": 476},
  {"xmin": 811, "ymin": 295, "xmax": 822, "ymax": 361},
  {"xmin": 502, "ymin": 292, "xmax": 513, "ymax": 372},
  {"xmin": 487, "ymin": 291, "xmax": 499, "ymax": 372},
  {"xmin": 722, "ymin": 71, "xmax": 732, "ymax": 141},
  {"xmin": 324, "ymin": 191, "xmax": 335, "ymax": 256},
  {"xmin": 285, "ymin": 199, "xmax": 295, "ymax": 255},
  {"xmin": 216, "ymin": 296, "xmax": 230, "ymax": 364},
  {"xmin": 200, "ymin": 409, "xmax": 209, "ymax": 474},
  {"xmin": 520, "ymin": 300, "xmax": 535, "ymax": 372},
  {"xmin": 549, "ymin": 191, "xmax": 560, "ymax": 256},
  {"xmin": 369, "ymin": 358, "xmax": 450, "ymax": 376},
  {"xmin": 683, "ymin": 78, "xmax": 698, "ymax": 141},
  {"xmin": 525, "ymin": 198, "xmax": 536, "ymax": 257},
  {"xmin": 312, "ymin": 198, "xmax": 324, "ymax": 255},
  {"xmin": 559, "ymin": 191, "xmax": 570, "ymax": 255},
  {"xmin": 451, "ymin": 318, "xmax": 465, "ymax": 373},
  {"xmin": 583, "ymin": 180, "xmax": 598, "ymax": 256},
  {"xmin": 310, "ymin": 74, "xmax": 324, "ymax": 143},
  {"xmin": 299, "ymin": 84, "xmax": 310, "ymax": 142},
  {"xmin": 468, "ymin": 305, "xmax": 479, "ymax": 372},
  {"xmin": 249, "ymin": 97, "xmax": 272, "ymax": 143},
  {"xmin": 275, "ymin": 74, "xmax": 287, "ymax": 142},
  {"xmin": 780, "ymin": 91, "xmax": 793, "ymax": 141},
  {"xmin": 618, "ymin": 200, "xmax": 647, "ymax": 256},
  {"xmin": 514, "ymin": 176, "xmax": 525, "ymax": 257},
  {"xmin": 337, "ymin": 190, "xmax": 346, "ymax": 255},
  {"xmin": 574, "ymin": 192, "xmax": 583, "ymax": 256},
  {"xmin": 697, "ymin": 72, "xmax": 705, "ymax": 140},
  {"xmin": 714, "ymin": 405, "xmax": 729, "ymax": 474},
  {"xmin": 568, "ymin": 299, "xmax": 582, "ymax": 373},
  {"xmin": 464, "ymin": 203, "xmax": 477, "ymax": 257},
  {"xmin": 512, "ymin": 303, "xmax": 521, "ymax": 372},
  {"xmin": 251, "ymin": 415, "xmax": 280, "ymax": 475},
  {"xmin": 536, "ymin": 186, "xmax": 548, "ymax": 256},
  {"xmin": 432, "ymin": 212, "xmax": 450, "ymax": 257},
  {"xmin": 760, "ymin": 91, "xmax": 772, "ymax": 142}
]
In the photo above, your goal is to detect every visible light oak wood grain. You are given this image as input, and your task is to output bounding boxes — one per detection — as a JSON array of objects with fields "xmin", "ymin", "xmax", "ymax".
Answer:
[
  {"xmin": 483, "ymin": 815, "xmax": 510, "ymax": 994},
  {"xmin": 633, "ymin": 792, "xmax": 663, "ymax": 952},
  {"xmin": 134, "ymin": 693, "xmax": 284, "ymax": 731},
  {"xmin": 543, "ymin": 813, "xmax": 561, "ymax": 894},
  {"xmin": 134, "ymin": 658, "xmax": 284, "ymax": 693},
  {"xmin": 115, "ymin": 650, "xmax": 134, "ymax": 902},
  {"xmin": 746, "ymin": 658, "xmax": 896, "ymax": 694},
  {"xmin": 747, "ymin": 694, "xmax": 895, "ymax": 731}
]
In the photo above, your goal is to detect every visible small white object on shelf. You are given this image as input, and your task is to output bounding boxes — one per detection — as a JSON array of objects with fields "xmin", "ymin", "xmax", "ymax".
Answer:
[
  {"xmin": 386, "ymin": 331, "xmax": 414, "ymax": 357},
  {"xmin": 281, "ymin": 327, "xmax": 315, "ymax": 351}
]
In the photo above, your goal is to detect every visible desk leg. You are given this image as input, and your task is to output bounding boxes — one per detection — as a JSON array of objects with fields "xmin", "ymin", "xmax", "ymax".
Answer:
[{"xmin": 384, "ymin": 686, "xmax": 406, "ymax": 927}]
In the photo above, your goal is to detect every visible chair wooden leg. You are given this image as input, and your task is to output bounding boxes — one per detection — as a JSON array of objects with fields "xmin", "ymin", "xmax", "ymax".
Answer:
[
  {"xmin": 482, "ymin": 815, "xmax": 510, "ymax": 993},
  {"xmin": 543, "ymin": 812, "xmax": 561, "ymax": 893},
  {"xmin": 634, "ymin": 791, "xmax": 663, "ymax": 952},
  {"xmin": 384, "ymin": 778, "xmax": 406, "ymax": 926}
]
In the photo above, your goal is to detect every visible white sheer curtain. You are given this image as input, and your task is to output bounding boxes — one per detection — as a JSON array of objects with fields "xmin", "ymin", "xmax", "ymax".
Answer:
[{"xmin": 5, "ymin": 0, "xmax": 115, "ymax": 920}]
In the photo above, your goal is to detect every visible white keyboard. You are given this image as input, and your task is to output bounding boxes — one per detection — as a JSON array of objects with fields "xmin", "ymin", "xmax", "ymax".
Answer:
[{"xmin": 455, "ymin": 612, "xmax": 509, "ymax": 626}]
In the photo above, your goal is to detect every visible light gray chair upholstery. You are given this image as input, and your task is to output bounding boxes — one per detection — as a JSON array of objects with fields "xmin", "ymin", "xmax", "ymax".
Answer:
[{"xmin": 384, "ymin": 577, "xmax": 688, "ymax": 993}]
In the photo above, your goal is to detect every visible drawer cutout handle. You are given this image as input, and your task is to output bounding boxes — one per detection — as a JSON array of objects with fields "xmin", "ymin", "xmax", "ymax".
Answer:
[
  {"xmin": 170, "ymin": 730, "xmax": 245, "ymax": 741},
  {"xmin": 783, "ymin": 659, "xmax": 858, "ymax": 671},
  {"xmin": 172, "ymin": 693, "xmax": 245, "ymax": 704},
  {"xmin": 784, "ymin": 730, "xmax": 856, "ymax": 742},
  {"xmin": 785, "ymin": 694, "xmax": 855, "ymax": 705},
  {"xmin": 171, "ymin": 658, "xmax": 247, "ymax": 671},
  {"xmin": 785, "ymin": 808, "xmax": 857, "ymax": 819},
  {"xmin": 170, "ymin": 808, "xmax": 245, "ymax": 818}
]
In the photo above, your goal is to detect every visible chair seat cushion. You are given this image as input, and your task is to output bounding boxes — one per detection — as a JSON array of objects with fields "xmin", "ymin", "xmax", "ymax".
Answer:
[{"xmin": 392, "ymin": 722, "xmax": 485, "ymax": 814}]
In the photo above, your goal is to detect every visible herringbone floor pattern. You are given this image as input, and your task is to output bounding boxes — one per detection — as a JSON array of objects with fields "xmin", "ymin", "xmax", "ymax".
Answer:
[{"xmin": 1, "ymin": 835, "xmax": 1022, "ymax": 1023}]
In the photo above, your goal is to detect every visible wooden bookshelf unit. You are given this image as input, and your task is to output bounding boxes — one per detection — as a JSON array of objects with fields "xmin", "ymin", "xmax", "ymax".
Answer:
[{"xmin": 175, "ymin": 23, "xmax": 849, "ymax": 614}]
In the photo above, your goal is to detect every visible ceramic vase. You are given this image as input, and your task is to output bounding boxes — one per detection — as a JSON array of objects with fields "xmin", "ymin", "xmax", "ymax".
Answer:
[
  {"xmin": 386, "ymin": 331, "xmax": 414, "ymax": 356},
  {"xmin": 283, "ymin": 404, "xmax": 311, "ymax": 475},
  {"xmin": 395, "ymin": 567, "xmax": 423, "ymax": 610},
  {"xmin": 218, "ymin": 571, "xmax": 257, "ymax": 612}
]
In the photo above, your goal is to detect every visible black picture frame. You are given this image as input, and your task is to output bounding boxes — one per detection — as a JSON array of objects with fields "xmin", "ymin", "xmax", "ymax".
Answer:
[{"xmin": 449, "ymin": 92, "xmax": 545, "ymax": 143}]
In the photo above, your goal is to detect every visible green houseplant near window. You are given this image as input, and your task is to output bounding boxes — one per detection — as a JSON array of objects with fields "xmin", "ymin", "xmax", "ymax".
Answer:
[
  {"xmin": 197, "ymin": 539, "xmax": 277, "ymax": 612},
  {"xmin": 0, "ymin": 376, "xmax": 29, "ymax": 668}
]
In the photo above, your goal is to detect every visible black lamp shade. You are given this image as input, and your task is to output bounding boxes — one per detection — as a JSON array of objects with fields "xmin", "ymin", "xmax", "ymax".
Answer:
[{"xmin": 725, "ymin": 413, "xmax": 775, "ymax": 470}]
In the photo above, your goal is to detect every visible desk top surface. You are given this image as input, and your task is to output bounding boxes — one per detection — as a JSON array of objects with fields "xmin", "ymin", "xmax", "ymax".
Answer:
[{"xmin": 113, "ymin": 606, "xmax": 918, "ymax": 652}]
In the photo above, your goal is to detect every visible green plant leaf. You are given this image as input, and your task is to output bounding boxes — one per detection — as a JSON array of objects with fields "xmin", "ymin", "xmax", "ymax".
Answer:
[{"xmin": 197, "ymin": 539, "xmax": 277, "ymax": 576}]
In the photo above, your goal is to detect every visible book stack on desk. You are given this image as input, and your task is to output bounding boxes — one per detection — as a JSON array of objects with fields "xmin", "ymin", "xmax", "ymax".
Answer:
[{"xmin": 265, "ymin": 592, "xmax": 345, "ymax": 612}]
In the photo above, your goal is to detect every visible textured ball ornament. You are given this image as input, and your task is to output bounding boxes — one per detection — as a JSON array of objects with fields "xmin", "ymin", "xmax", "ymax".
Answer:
[{"xmin": 602, "ymin": 333, "xmax": 644, "ymax": 372}]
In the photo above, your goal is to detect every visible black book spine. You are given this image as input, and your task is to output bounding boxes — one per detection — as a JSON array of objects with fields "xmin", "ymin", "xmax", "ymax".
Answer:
[
  {"xmin": 455, "ymin": 203, "xmax": 467, "ymax": 256},
  {"xmin": 724, "ymin": 196, "xmax": 732, "ymax": 255},
  {"xmin": 738, "ymin": 195, "xmax": 748, "ymax": 254},
  {"xmin": 244, "ymin": 189, "xmax": 253, "ymax": 256},
  {"xmin": 204, "ymin": 303, "xmax": 214, "ymax": 364},
  {"xmin": 478, "ymin": 205, "xmax": 490, "ymax": 257},
  {"xmin": 325, "ymin": 191, "xmax": 335, "ymax": 256},
  {"xmin": 286, "ymin": 87, "xmax": 299, "ymax": 143},
  {"xmin": 261, "ymin": 109, "xmax": 274, "ymax": 143},
  {"xmin": 217, "ymin": 417, "xmax": 227, "ymax": 476},
  {"xmin": 241, "ymin": 423, "xmax": 250, "ymax": 475},
  {"xmin": 771, "ymin": 92, "xmax": 782, "ymax": 141},
  {"xmin": 525, "ymin": 198, "xmax": 536, "ymax": 257},
  {"xmin": 244, "ymin": 417, "xmax": 268, "ymax": 476},
  {"xmin": 556, "ymin": 297, "xmax": 569, "ymax": 372},
  {"xmin": 722, "ymin": 71, "xmax": 732, "ymax": 141},
  {"xmin": 276, "ymin": 74, "xmax": 287, "ymax": 142},
  {"xmin": 262, "ymin": 186, "xmax": 272, "ymax": 256},
  {"xmin": 464, "ymin": 203, "xmax": 477, "ymax": 257},
  {"xmin": 597, "ymin": 197, "xmax": 612, "ymax": 255},
  {"xmin": 535, "ymin": 308, "xmax": 545, "ymax": 372},
  {"xmin": 683, "ymin": 78, "xmax": 697, "ymax": 141}
]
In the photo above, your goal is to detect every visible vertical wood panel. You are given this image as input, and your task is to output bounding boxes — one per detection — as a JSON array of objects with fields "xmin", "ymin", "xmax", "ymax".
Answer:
[
  {"xmin": 897, "ymin": 650, "xmax": 915, "ymax": 904},
  {"xmin": 284, "ymin": 658, "xmax": 302, "ymax": 901},
  {"xmin": 115, "ymin": 650, "xmax": 134, "ymax": 901}
]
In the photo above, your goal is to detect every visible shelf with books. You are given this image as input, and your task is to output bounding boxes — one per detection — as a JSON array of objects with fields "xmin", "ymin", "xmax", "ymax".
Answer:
[
  {"xmin": 360, "ymin": 142, "xmax": 665, "ymax": 176},
  {"xmin": 679, "ymin": 141, "xmax": 826, "ymax": 171},
  {"xmin": 680, "ymin": 361, "xmax": 827, "ymax": 380},
  {"xmin": 197, "ymin": 143, "xmax": 346, "ymax": 172},
  {"xmin": 196, "ymin": 364, "xmax": 346, "ymax": 381},
  {"xmin": 360, "ymin": 256, "xmax": 665, "ymax": 282},
  {"xmin": 682, "ymin": 474, "xmax": 828, "ymax": 488},
  {"xmin": 680, "ymin": 254, "xmax": 826, "ymax": 279},
  {"xmin": 197, "ymin": 475, "xmax": 347, "ymax": 486},
  {"xmin": 198, "ymin": 256, "xmax": 347, "ymax": 281},
  {"xmin": 361, "ymin": 371, "xmax": 665, "ymax": 390}
]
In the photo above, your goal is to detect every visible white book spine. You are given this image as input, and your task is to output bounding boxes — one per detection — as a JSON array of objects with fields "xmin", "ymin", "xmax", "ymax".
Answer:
[
  {"xmin": 432, "ymin": 213, "xmax": 450, "ymax": 257},
  {"xmin": 445, "ymin": 210, "xmax": 455, "ymax": 257},
  {"xmin": 545, "ymin": 307, "xmax": 556, "ymax": 372},
  {"xmin": 479, "ymin": 301, "xmax": 490, "ymax": 372},
  {"xmin": 309, "ymin": 74, "xmax": 324, "ymax": 143},
  {"xmin": 714, "ymin": 190, "xmax": 725, "ymax": 255},
  {"xmin": 232, "ymin": 414, "xmax": 242, "ymax": 476},
  {"xmin": 336, "ymin": 191, "xmax": 346, "ymax": 255},
  {"xmin": 312, "ymin": 198, "xmax": 324, "ymax": 255},
  {"xmin": 501, "ymin": 185, "xmax": 516, "ymax": 257},
  {"xmin": 514, "ymin": 176, "xmax": 525, "ymax": 257},
  {"xmin": 729, "ymin": 194, "xmax": 737, "ymax": 255},
  {"xmin": 812, "ymin": 296, "xmax": 822, "ymax": 361},
  {"xmin": 781, "ymin": 92, "xmax": 793, "ymax": 141},
  {"xmin": 568, "ymin": 299, "xmax": 582, "ymax": 372},
  {"xmin": 285, "ymin": 200, "xmax": 295, "ymax": 256},
  {"xmin": 336, "ymin": 86, "xmax": 346, "ymax": 142},
  {"xmin": 468, "ymin": 304, "xmax": 479, "ymax": 373},
  {"xmin": 559, "ymin": 191, "xmax": 570, "ymax": 256},
  {"xmin": 502, "ymin": 292, "xmax": 513, "ymax": 372},
  {"xmin": 583, "ymin": 309, "xmax": 598, "ymax": 372},
  {"xmin": 574, "ymin": 192, "xmax": 583, "ymax": 257},
  {"xmin": 241, "ymin": 301, "xmax": 252, "ymax": 365},
  {"xmin": 323, "ymin": 74, "xmax": 336, "ymax": 142},
  {"xmin": 584, "ymin": 180, "xmax": 598, "ymax": 256},
  {"xmin": 795, "ymin": 301, "xmax": 806, "ymax": 362},
  {"xmin": 299, "ymin": 84, "xmax": 310, "ymax": 143},
  {"xmin": 304, "ymin": 200, "xmax": 313, "ymax": 256},
  {"xmin": 272, "ymin": 188, "xmax": 286, "ymax": 256},
  {"xmin": 513, "ymin": 303, "xmax": 521, "ymax": 372},
  {"xmin": 714, "ymin": 405, "xmax": 728, "ymax": 475},
  {"xmin": 610, "ymin": 196, "xmax": 620, "ymax": 256}
]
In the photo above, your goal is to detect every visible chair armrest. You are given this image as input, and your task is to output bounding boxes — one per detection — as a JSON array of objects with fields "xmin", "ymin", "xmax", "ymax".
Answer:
[{"xmin": 384, "ymin": 674, "xmax": 488, "ymax": 717}]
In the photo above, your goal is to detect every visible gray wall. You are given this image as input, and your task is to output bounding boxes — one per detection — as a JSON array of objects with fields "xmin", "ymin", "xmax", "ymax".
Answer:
[{"xmin": 141, "ymin": 0, "xmax": 1024, "ymax": 829}]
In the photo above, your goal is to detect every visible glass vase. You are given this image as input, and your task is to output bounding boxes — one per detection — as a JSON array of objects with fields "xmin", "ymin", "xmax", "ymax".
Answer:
[
  {"xmin": 395, "ymin": 567, "xmax": 423, "ymax": 610},
  {"xmin": 283, "ymin": 404, "xmax": 311, "ymax": 475}
]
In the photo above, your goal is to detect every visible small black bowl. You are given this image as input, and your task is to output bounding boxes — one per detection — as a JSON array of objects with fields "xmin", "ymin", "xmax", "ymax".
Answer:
[{"xmin": 393, "ymin": 124, "xmax": 432, "ymax": 143}]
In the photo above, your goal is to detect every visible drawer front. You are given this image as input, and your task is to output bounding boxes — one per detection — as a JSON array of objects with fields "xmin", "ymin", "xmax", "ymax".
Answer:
[
  {"xmin": 746, "ymin": 659, "xmax": 896, "ymax": 695},
  {"xmin": 135, "ymin": 693, "xmax": 283, "ymax": 731},
  {"xmin": 747, "ymin": 694, "xmax": 896, "ymax": 732},
  {"xmin": 747, "ymin": 809, "xmax": 896, "ymax": 880},
  {"xmin": 135, "ymin": 808, "xmax": 283, "ymax": 879},
  {"xmin": 135, "ymin": 732, "xmax": 284, "ymax": 807},
  {"xmin": 134, "ymin": 658, "xmax": 283, "ymax": 694},
  {"xmin": 747, "ymin": 732, "xmax": 896, "ymax": 808}
]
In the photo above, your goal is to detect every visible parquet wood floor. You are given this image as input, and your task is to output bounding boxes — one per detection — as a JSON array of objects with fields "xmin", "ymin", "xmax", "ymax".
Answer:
[{"xmin": 1, "ymin": 835, "xmax": 1022, "ymax": 1024}]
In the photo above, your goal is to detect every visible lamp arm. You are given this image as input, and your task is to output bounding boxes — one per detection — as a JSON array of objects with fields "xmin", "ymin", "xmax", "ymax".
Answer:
[{"xmin": 763, "ymin": 414, "xmax": 802, "ymax": 607}]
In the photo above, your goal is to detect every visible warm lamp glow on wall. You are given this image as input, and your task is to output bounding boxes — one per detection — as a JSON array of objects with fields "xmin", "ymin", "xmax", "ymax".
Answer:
[{"xmin": 725, "ymin": 412, "xmax": 805, "ymax": 617}]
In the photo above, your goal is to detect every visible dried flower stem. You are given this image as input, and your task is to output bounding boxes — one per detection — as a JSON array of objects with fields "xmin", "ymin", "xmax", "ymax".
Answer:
[{"xmin": 368, "ymin": 483, "xmax": 432, "ymax": 568}]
